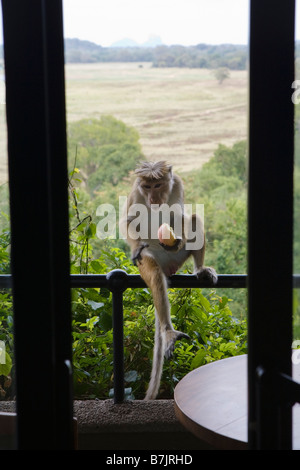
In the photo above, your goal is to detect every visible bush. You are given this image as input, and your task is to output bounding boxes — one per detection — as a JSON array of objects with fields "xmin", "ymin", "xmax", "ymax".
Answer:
[
  {"xmin": 67, "ymin": 116, "xmax": 143, "ymax": 195},
  {"xmin": 184, "ymin": 141, "xmax": 247, "ymax": 275},
  {"xmin": 0, "ymin": 227, "xmax": 13, "ymax": 400}
]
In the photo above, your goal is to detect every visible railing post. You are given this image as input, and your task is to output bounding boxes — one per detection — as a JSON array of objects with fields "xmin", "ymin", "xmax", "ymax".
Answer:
[{"xmin": 106, "ymin": 269, "xmax": 128, "ymax": 403}]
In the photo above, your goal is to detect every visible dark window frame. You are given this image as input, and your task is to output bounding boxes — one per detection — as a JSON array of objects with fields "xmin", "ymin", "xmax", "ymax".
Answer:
[
  {"xmin": 1, "ymin": 0, "xmax": 299, "ymax": 450},
  {"xmin": 1, "ymin": 0, "xmax": 73, "ymax": 449}
]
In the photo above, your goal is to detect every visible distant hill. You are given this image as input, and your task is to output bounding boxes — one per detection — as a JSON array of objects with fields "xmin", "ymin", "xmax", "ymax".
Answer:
[
  {"xmin": 142, "ymin": 35, "xmax": 164, "ymax": 48},
  {"xmin": 110, "ymin": 35, "xmax": 163, "ymax": 48},
  {"xmin": 110, "ymin": 38, "xmax": 140, "ymax": 48},
  {"xmin": 64, "ymin": 38, "xmax": 104, "ymax": 63},
  {"xmin": 64, "ymin": 37, "xmax": 250, "ymax": 69}
]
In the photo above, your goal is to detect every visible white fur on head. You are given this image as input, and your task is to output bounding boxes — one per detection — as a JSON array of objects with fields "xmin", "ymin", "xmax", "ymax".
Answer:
[{"xmin": 135, "ymin": 161, "xmax": 172, "ymax": 180}]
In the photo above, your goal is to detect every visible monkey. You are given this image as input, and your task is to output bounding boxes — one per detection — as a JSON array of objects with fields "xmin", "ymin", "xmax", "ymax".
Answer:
[{"xmin": 120, "ymin": 161, "xmax": 217, "ymax": 400}]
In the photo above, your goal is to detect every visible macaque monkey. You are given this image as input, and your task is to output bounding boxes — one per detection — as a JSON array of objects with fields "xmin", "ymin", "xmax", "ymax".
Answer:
[{"xmin": 121, "ymin": 161, "xmax": 217, "ymax": 400}]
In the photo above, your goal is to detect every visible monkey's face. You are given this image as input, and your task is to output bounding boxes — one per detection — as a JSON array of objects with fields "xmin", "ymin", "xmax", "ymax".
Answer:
[{"xmin": 139, "ymin": 177, "xmax": 171, "ymax": 208}]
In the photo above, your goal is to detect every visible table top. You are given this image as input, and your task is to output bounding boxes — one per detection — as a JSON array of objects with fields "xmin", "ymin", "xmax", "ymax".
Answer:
[{"xmin": 174, "ymin": 354, "xmax": 300, "ymax": 450}]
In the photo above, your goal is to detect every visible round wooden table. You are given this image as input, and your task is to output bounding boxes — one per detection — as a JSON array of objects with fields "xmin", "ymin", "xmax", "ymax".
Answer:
[{"xmin": 174, "ymin": 354, "xmax": 300, "ymax": 450}]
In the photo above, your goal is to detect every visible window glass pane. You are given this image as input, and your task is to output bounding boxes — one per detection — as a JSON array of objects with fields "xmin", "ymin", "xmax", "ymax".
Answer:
[{"xmin": 62, "ymin": 0, "xmax": 249, "ymax": 404}]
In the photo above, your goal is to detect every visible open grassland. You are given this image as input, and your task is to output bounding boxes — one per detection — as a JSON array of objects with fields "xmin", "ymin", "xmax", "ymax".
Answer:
[
  {"xmin": 0, "ymin": 62, "xmax": 248, "ymax": 183},
  {"xmin": 65, "ymin": 63, "xmax": 248, "ymax": 173}
]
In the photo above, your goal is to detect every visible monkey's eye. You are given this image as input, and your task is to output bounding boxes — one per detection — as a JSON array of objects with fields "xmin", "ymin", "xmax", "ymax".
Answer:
[
  {"xmin": 154, "ymin": 183, "xmax": 161, "ymax": 188},
  {"xmin": 143, "ymin": 185, "xmax": 151, "ymax": 190}
]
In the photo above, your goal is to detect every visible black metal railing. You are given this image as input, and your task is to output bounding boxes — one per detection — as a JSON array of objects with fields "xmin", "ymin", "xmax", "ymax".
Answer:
[
  {"xmin": 72, "ymin": 270, "xmax": 247, "ymax": 403},
  {"xmin": 1, "ymin": 271, "xmax": 299, "ymax": 404}
]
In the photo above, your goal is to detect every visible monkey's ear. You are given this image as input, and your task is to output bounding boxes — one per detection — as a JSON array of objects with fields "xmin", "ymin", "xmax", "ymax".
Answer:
[{"xmin": 167, "ymin": 164, "xmax": 173, "ymax": 176}]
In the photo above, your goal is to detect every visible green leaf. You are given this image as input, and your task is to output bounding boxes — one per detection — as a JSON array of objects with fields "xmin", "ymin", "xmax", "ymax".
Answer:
[
  {"xmin": 85, "ymin": 316, "xmax": 99, "ymax": 330},
  {"xmin": 0, "ymin": 351, "xmax": 12, "ymax": 376},
  {"xmin": 191, "ymin": 349, "xmax": 206, "ymax": 369},
  {"xmin": 87, "ymin": 300, "xmax": 104, "ymax": 311},
  {"xmin": 98, "ymin": 311, "xmax": 113, "ymax": 332},
  {"xmin": 90, "ymin": 260, "xmax": 102, "ymax": 272},
  {"xmin": 124, "ymin": 370, "xmax": 138, "ymax": 382},
  {"xmin": 198, "ymin": 293, "xmax": 211, "ymax": 311},
  {"xmin": 219, "ymin": 296, "xmax": 229, "ymax": 309},
  {"xmin": 86, "ymin": 223, "xmax": 96, "ymax": 238}
]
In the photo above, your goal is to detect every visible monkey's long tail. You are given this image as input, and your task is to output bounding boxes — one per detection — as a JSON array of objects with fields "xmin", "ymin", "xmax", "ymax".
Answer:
[
  {"xmin": 144, "ymin": 315, "xmax": 190, "ymax": 400},
  {"xmin": 138, "ymin": 255, "xmax": 189, "ymax": 399},
  {"xmin": 144, "ymin": 314, "xmax": 165, "ymax": 400}
]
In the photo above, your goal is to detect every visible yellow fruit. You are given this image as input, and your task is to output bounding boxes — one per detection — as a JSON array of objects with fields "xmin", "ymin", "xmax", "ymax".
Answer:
[{"xmin": 157, "ymin": 223, "xmax": 177, "ymax": 246}]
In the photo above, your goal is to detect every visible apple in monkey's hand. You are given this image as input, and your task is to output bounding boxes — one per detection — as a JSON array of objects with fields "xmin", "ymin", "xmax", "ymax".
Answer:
[{"xmin": 157, "ymin": 223, "xmax": 177, "ymax": 247}]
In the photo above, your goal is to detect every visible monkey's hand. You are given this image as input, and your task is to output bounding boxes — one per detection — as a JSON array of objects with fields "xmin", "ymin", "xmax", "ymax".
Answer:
[
  {"xmin": 158, "ymin": 223, "xmax": 184, "ymax": 252},
  {"xmin": 131, "ymin": 242, "xmax": 149, "ymax": 265},
  {"xmin": 159, "ymin": 237, "xmax": 183, "ymax": 252},
  {"xmin": 196, "ymin": 266, "xmax": 218, "ymax": 285}
]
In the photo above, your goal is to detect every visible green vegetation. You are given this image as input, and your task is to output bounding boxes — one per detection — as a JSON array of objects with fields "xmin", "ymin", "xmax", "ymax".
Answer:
[
  {"xmin": 213, "ymin": 67, "xmax": 231, "ymax": 85},
  {"xmin": 64, "ymin": 39, "xmax": 248, "ymax": 70},
  {"xmin": 68, "ymin": 115, "xmax": 143, "ymax": 195},
  {"xmin": 183, "ymin": 140, "xmax": 247, "ymax": 319},
  {"xmin": 0, "ymin": 228, "xmax": 13, "ymax": 399},
  {"xmin": 195, "ymin": 141, "xmax": 247, "ymax": 272}
]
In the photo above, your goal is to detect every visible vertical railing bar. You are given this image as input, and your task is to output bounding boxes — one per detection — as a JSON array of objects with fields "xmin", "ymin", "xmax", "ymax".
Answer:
[
  {"xmin": 106, "ymin": 270, "xmax": 128, "ymax": 403},
  {"xmin": 111, "ymin": 289, "xmax": 125, "ymax": 404}
]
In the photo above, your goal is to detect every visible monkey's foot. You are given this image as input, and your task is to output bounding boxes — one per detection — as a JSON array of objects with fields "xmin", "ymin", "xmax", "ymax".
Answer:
[
  {"xmin": 131, "ymin": 243, "xmax": 149, "ymax": 265},
  {"xmin": 196, "ymin": 267, "xmax": 218, "ymax": 285},
  {"xmin": 164, "ymin": 329, "xmax": 190, "ymax": 359}
]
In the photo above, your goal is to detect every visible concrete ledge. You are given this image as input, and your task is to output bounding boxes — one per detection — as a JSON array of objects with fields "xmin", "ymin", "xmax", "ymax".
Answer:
[
  {"xmin": 75, "ymin": 399, "xmax": 182, "ymax": 433},
  {"xmin": 0, "ymin": 399, "xmax": 212, "ymax": 450},
  {"xmin": 77, "ymin": 399, "xmax": 212, "ymax": 450}
]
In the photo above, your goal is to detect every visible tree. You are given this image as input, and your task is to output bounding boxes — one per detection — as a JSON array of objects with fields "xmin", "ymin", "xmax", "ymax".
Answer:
[
  {"xmin": 68, "ymin": 116, "xmax": 143, "ymax": 195},
  {"xmin": 213, "ymin": 67, "xmax": 230, "ymax": 84}
]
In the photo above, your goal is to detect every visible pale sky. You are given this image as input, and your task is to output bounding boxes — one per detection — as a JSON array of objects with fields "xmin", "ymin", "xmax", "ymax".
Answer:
[
  {"xmin": 0, "ymin": 1, "xmax": 300, "ymax": 47},
  {"xmin": 62, "ymin": 0, "xmax": 250, "ymax": 46}
]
